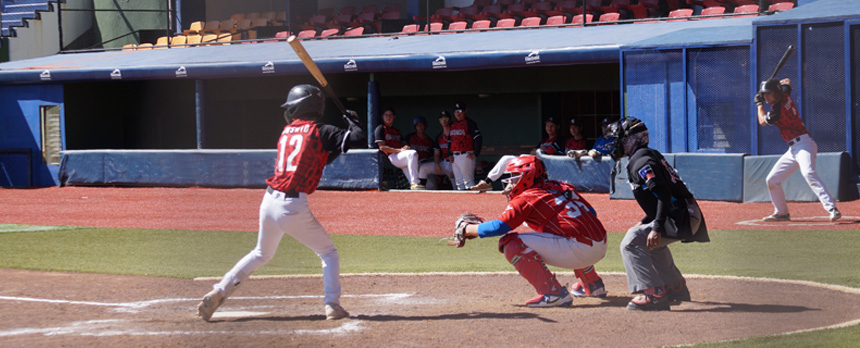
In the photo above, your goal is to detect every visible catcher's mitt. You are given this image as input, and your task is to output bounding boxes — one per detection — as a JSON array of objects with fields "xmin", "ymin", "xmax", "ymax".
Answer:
[{"xmin": 450, "ymin": 212, "xmax": 483, "ymax": 248}]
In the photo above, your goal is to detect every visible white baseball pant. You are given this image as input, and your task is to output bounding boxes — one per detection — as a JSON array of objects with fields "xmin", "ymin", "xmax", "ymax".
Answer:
[
  {"xmin": 766, "ymin": 134, "xmax": 836, "ymax": 215},
  {"xmin": 388, "ymin": 150, "xmax": 420, "ymax": 186},
  {"xmin": 518, "ymin": 232, "xmax": 607, "ymax": 270},
  {"xmin": 213, "ymin": 190, "xmax": 342, "ymax": 305},
  {"xmin": 452, "ymin": 152, "xmax": 476, "ymax": 190},
  {"xmin": 485, "ymin": 155, "xmax": 518, "ymax": 182}
]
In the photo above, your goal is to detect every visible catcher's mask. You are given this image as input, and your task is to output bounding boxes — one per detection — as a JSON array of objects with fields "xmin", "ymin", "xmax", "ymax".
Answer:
[
  {"xmin": 281, "ymin": 84, "xmax": 325, "ymax": 123},
  {"xmin": 502, "ymin": 156, "xmax": 546, "ymax": 199},
  {"xmin": 607, "ymin": 117, "xmax": 648, "ymax": 161}
]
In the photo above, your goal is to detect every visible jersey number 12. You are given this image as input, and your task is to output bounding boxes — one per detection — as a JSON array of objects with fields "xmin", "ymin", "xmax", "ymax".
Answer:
[{"xmin": 277, "ymin": 134, "xmax": 303, "ymax": 173}]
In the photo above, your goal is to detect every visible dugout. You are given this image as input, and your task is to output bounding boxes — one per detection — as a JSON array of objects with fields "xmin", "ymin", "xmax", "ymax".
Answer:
[{"xmin": 0, "ymin": 0, "xmax": 857, "ymax": 202}]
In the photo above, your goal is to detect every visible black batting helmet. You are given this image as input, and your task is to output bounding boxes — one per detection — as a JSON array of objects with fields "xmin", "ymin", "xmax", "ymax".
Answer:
[
  {"xmin": 281, "ymin": 84, "xmax": 325, "ymax": 121},
  {"xmin": 759, "ymin": 78, "xmax": 780, "ymax": 94}
]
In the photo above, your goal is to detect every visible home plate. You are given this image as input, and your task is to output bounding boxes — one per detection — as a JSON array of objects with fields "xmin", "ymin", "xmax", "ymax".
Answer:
[{"xmin": 213, "ymin": 311, "xmax": 270, "ymax": 318}]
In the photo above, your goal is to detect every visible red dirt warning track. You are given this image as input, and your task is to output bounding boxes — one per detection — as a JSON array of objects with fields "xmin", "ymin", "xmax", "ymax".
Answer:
[{"xmin": 2, "ymin": 187, "xmax": 858, "ymax": 234}]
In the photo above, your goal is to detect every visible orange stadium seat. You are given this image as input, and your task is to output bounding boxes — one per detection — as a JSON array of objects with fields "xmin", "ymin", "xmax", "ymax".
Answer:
[
  {"xmin": 733, "ymin": 4, "xmax": 759, "ymax": 18},
  {"xmin": 136, "ymin": 43, "xmax": 153, "ymax": 50},
  {"xmin": 496, "ymin": 18, "xmax": 516, "ymax": 28},
  {"xmin": 170, "ymin": 35, "xmax": 187, "ymax": 47},
  {"xmin": 668, "ymin": 8, "xmax": 693, "ymax": 22},
  {"xmin": 598, "ymin": 12, "xmax": 620, "ymax": 24},
  {"xmin": 344, "ymin": 27, "xmax": 364, "ymax": 36},
  {"xmin": 153, "ymin": 36, "xmax": 169, "ymax": 49},
  {"xmin": 768, "ymin": 2, "xmax": 794, "ymax": 11},
  {"xmin": 297, "ymin": 30, "xmax": 317, "ymax": 38},
  {"xmin": 401, "ymin": 24, "xmax": 420, "ymax": 33},
  {"xmin": 183, "ymin": 21, "xmax": 204, "ymax": 36},
  {"xmin": 320, "ymin": 28, "xmax": 340, "ymax": 37},
  {"xmin": 520, "ymin": 16, "xmax": 541, "ymax": 27},
  {"xmin": 201, "ymin": 34, "xmax": 218, "ymax": 46},
  {"xmin": 700, "ymin": 6, "xmax": 726, "ymax": 19},
  {"xmin": 121, "ymin": 43, "xmax": 136, "ymax": 51},
  {"xmin": 448, "ymin": 21, "xmax": 468, "ymax": 31},
  {"xmin": 571, "ymin": 14, "xmax": 593, "ymax": 26},
  {"xmin": 471, "ymin": 20, "xmax": 491, "ymax": 29},
  {"xmin": 186, "ymin": 34, "xmax": 202, "ymax": 45},
  {"xmin": 546, "ymin": 15, "xmax": 565, "ymax": 25}
]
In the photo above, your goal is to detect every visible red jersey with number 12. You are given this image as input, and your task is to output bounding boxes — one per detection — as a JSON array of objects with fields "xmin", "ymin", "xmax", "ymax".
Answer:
[
  {"xmin": 266, "ymin": 119, "xmax": 328, "ymax": 194},
  {"xmin": 499, "ymin": 180, "xmax": 606, "ymax": 245}
]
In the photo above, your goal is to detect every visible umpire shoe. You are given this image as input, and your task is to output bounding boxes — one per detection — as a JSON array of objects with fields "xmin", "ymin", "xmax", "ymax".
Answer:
[
  {"xmin": 571, "ymin": 279, "xmax": 607, "ymax": 298},
  {"xmin": 666, "ymin": 281, "xmax": 691, "ymax": 303},
  {"xmin": 325, "ymin": 303, "xmax": 350, "ymax": 320},
  {"xmin": 197, "ymin": 288, "xmax": 224, "ymax": 321},
  {"xmin": 525, "ymin": 287, "xmax": 574, "ymax": 308},
  {"xmin": 830, "ymin": 208, "xmax": 842, "ymax": 222},
  {"xmin": 470, "ymin": 180, "xmax": 493, "ymax": 191},
  {"xmin": 762, "ymin": 213, "xmax": 790, "ymax": 222},
  {"xmin": 626, "ymin": 288, "xmax": 670, "ymax": 311}
]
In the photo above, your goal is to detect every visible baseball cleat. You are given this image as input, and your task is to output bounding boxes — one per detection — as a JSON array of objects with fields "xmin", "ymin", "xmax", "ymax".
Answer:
[
  {"xmin": 410, "ymin": 184, "xmax": 426, "ymax": 190},
  {"xmin": 762, "ymin": 213, "xmax": 790, "ymax": 222},
  {"xmin": 470, "ymin": 180, "xmax": 492, "ymax": 191},
  {"xmin": 525, "ymin": 287, "xmax": 573, "ymax": 308},
  {"xmin": 626, "ymin": 292, "xmax": 670, "ymax": 311},
  {"xmin": 829, "ymin": 208, "xmax": 842, "ymax": 222},
  {"xmin": 571, "ymin": 279, "xmax": 607, "ymax": 298},
  {"xmin": 325, "ymin": 303, "xmax": 350, "ymax": 320},
  {"xmin": 197, "ymin": 288, "xmax": 224, "ymax": 321}
]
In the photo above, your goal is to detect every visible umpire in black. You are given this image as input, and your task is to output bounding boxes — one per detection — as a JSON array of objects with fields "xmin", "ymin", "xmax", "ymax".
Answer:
[{"xmin": 608, "ymin": 117, "xmax": 709, "ymax": 311}]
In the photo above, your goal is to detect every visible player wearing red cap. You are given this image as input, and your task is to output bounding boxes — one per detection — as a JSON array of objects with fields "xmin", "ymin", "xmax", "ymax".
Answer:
[{"xmin": 451, "ymin": 156, "xmax": 608, "ymax": 307}]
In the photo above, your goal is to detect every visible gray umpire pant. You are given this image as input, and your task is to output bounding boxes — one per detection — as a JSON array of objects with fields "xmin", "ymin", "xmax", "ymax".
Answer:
[{"xmin": 620, "ymin": 223, "xmax": 684, "ymax": 294}]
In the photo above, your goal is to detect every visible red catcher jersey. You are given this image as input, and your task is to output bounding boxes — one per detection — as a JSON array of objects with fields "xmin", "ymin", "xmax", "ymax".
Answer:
[
  {"xmin": 406, "ymin": 133, "xmax": 435, "ymax": 160},
  {"xmin": 499, "ymin": 180, "xmax": 607, "ymax": 245},
  {"xmin": 772, "ymin": 95, "xmax": 809, "ymax": 141},
  {"xmin": 266, "ymin": 119, "xmax": 344, "ymax": 194},
  {"xmin": 449, "ymin": 118, "xmax": 477, "ymax": 152}
]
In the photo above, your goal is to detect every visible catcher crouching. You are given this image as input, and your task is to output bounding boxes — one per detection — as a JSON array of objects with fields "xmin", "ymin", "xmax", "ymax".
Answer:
[{"xmin": 450, "ymin": 155, "xmax": 609, "ymax": 307}]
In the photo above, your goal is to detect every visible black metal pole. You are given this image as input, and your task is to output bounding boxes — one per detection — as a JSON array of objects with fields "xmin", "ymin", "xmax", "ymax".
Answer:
[
  {"xmin": 57, "ymin": 2, "xmax": 63, "ymax": 52},
  {"xmin": 581, "ymin": 0, "xmax": 586, "ymax": 26},
  {"xmin": 165, "ymin": 0, "xmax": 171, "ymax": 47}
]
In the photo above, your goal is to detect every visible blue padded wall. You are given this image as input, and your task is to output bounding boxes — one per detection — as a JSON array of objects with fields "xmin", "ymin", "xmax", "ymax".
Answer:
[
  {"xmin": 742, "ymin": 152, "xmax": 856, "ymax": 203},
  {"xmin": 58, "ymin": 149, "xmax": 380, "ymax": 189},
  {"xmin": 538, "ymin": 153, "xmax": 613, "ymax": 193}
]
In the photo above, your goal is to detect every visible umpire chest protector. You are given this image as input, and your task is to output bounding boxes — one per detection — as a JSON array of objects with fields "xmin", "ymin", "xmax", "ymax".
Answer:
[{"xmin": 627, "ymin": 147, "xmax": 709, "ymax": 243}]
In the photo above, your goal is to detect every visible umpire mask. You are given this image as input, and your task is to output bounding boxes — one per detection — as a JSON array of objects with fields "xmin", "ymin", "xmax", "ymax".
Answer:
[{"xmin": 607, "ymin": 117, "xmax": 648, "ymax": 161}]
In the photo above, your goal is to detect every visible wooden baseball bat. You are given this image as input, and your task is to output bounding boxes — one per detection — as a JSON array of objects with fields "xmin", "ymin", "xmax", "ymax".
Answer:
[
  {"xmin": 768, "ymin": 45, "xmax": 796, "ymax": 80},
  {"xmin": 287, "ymin": 35, "xmax": 347, "ymax": 115}
]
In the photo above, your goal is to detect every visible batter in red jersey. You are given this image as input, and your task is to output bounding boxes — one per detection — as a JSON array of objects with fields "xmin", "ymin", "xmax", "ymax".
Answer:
[
  {"xmin": 755, "ymin": 78, "xmax": 840, "ymax": 222},
  {"xmin": 452, "ymin": 156, "xmax": 608, "ymax": 307},
  {"xmin": 197, "ymin": 85, "xmax": 365, "ymax": 321}
]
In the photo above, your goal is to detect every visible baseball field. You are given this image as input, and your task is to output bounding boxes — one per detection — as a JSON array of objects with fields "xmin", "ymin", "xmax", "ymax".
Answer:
[{"xmin": 1, "ymin": 186, "xmax": 860, "ymax": 347}]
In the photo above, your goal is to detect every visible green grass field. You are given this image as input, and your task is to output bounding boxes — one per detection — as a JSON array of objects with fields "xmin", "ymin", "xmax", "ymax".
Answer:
[{"xmin": 1, "ymin": 224, "xmax": 858, "ymax": 347}]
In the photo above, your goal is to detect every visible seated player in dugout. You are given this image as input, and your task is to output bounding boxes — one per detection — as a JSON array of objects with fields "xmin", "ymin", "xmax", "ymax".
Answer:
[
  {"xmin": 565, "ymin": 118, "xmax": 588, "ymax": 159},
  {"xmin": 450, "ymin": 156, "xmax": 609, "ymax": 307},
  {"xmin": 405, "ymin": 116, "xmax": 439, "ymax": 189},
  {"xmin": 373, "ymin": 108, "xmax": 425, "ymax": 190},
  {"xmin": 471, "ymin": 117, "xmax": 565, "ymax": 191},
  {"xmin": 588, "ymin": 117, "xmax": 616, "ymax": 158}
]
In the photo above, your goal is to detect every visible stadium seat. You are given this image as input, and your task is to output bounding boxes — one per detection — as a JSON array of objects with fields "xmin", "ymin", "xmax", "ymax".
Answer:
[
  {"xmin": 733, "ymin": 4, "xmax": 759, "ymax": 18},
  {"xmin": 201, "ymin": 34, "xmax": 218, "ymax": 46},
  {"xmin": 137, "ymin": 43, "xmax": 153, "ymax": 50},
  {"xmin": 216, "ymin": 33, "xmax": 232, "ymax": 45},
  {"xmin": 402, "ymin": 24, "xmax": 420, "ymax": 34},
  {"xmin": 186, "ymin": 34, "xmax": 202, "ymax": 45},
  {"xmin": 170, "ymin": 35, "xmax": 187, "ymax": 47},
  {"xmin": 299, "ymin": 15, "xmax": 328, "ymax": 31},
  {"xmin": 668, "ymin": 8, "xmax": 693, "ymax": 21},
  {"xmin": 121, "ymin": 44, "xmax": 136, "ymax": 51},
  {"xmin": 546, "ymin": 15, "xmax": 565, "ymax": 25},
  {"xmin": 427, "ymin": 22, "xmax": 443, "ymax": 31},
  {"xmin": 343, "ymin": 27, "xmax": 364, "ymax": 36},
  {"xmin": 520, "ymin": 16, "xmax": 541, "ymax": 27},
  {"xmin": 183, "ymin": 21, "xmax": 204, "ymax": 36},
  {"xmin": 202, "ymin": 20, "xmax": 221, "ymax": 34},
  {"xmin": 275, "ymin": 31, "xmax": 290, "ymax": 39},
  {"xmin": 251, "ymin": 18, "xmax": 268, "ymax": 28},
  {"xmin": 571, "ymin": 14, "xmax": 594, "ymax": 26},
  {"xmin": 471, "ymin": 19, "xmax": 491, "ymax": 29},
  {"xmin": 597, "ymin": 12, "xmax": 620, "ymax": 24},
  {"xmin": 448, "ymin": 21, "xmax": 468, "ymax": 31},
  {"xmin": 230, "ymin": 13, "xmax": 245, "ymax": 22},
  {"xmin": 700, "ymin": 6, "xmax": 726, "ymax": 19},
  {"xmin": 246, "ymin": 12, "xmax": 260, "ymax": 21},
  {"xmin": 297, "ymin": 29, "xmax": 317, "ymax": 38},
  {"xmin": 320, "ymin": 28, "xmax": 340, "ymax": 37},
  {"xmin": 153, "ymin": 36, "xmax": 169, "ymax": 49},
  {"xmin": 496, "ymin": 18, "xmax": 516, "ymax": 28},
  {"xmin": 261, "ymin": 11, "xmax": 277, "ymax": 24},
  {"xmin": 768, "ymin": 2, "xmax": 794, "ymax": 11}
]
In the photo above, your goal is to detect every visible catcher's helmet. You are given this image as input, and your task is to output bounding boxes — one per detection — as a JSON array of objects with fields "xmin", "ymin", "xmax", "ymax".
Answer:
[
  {"xmin": 607, "ymin": 117, "xmax": 648, "ymax": 160},
  {"xmin": 281, "ymin": 84, "xmax": 324, "ymax": 121},
  {"xmin": 759, "ymin": 78, "xmax": 780, "ymax": 94},
  {"xmin": 503, "ymin": 156, "xmax": 546, "ymax": 199}
]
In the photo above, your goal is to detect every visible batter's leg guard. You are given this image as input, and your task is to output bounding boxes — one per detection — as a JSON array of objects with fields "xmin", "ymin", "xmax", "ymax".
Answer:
[{"xmin": 499, "ymin": 233, "xmax": 563, "ymax": 297}]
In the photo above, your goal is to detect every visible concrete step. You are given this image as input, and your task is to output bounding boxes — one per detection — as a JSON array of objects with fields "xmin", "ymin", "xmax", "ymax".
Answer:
[{"xmin": 5, "ymin": 3, "xmax": 50, "ymax": 13}]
